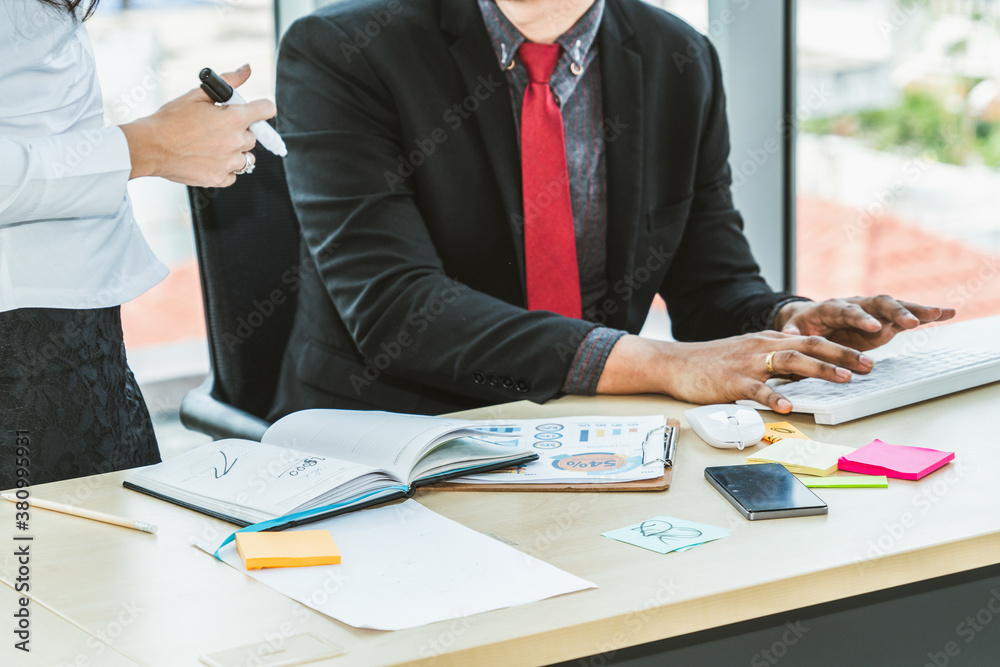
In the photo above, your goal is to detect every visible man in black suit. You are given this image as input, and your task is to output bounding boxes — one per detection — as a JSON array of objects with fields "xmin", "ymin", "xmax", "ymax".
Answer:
[{"xmin": 268, "ymin": 0, "xmax": 952, "ymax": 420}]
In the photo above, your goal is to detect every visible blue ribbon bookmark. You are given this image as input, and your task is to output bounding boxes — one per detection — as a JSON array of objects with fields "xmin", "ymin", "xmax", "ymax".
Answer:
[{"xmin": 212, "ymin": 487, "xmax": 408, "ymax": 559}]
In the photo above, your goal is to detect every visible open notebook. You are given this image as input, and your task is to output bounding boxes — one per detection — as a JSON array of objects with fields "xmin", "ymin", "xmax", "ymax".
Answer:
[{"xmin": 124, "ymin": 409, "xmax": 537, "ymax": 526}]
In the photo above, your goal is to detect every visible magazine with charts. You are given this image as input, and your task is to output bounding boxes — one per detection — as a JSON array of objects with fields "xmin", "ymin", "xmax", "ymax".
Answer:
[
  {"xmin": 440, "ymin": 414, "xmax": 676, "ymax": 491},
  {"xmin": 123, "ymin": 409, "xmax": 538, "ymax": 526}
]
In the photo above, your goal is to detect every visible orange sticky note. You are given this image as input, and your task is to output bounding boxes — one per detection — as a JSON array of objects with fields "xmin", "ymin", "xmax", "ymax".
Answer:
[
  {"xmin": 235, "ymin": 530, "xmax": 341, "ymax": 570},
  {"xmin": 762, "ymin": 421, "xmax": 809, "ymax": 444}
]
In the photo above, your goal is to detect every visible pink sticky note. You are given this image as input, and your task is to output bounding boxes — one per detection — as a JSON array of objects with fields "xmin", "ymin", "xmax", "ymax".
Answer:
[{"xmin": 837, "ymin": 439, "xmax": 954, "ymax": 480}]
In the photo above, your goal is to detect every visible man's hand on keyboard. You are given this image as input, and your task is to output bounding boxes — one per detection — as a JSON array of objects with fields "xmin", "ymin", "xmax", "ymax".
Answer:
[
  {"xmin": 663, "ymin": 332, "xmax": 875, "ymax": 414},
  {"xmin": 775, "ymin": 296, "xmax": 956, "ymax": 352},
  {"xmin": 598, "ymin": 332, "xmax": 875, "ymax": 414}
]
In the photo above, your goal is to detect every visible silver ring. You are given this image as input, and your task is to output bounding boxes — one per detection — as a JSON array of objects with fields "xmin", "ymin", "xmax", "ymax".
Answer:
[{"xmin": 234, "ymin": 152, "xmax": 255, "ymax": 176}]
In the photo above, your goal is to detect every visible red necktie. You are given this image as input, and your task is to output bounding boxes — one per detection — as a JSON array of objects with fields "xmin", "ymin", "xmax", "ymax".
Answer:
[{"xmin": 518, "ymin": 43, "xmax": 582, "ymax": 319}]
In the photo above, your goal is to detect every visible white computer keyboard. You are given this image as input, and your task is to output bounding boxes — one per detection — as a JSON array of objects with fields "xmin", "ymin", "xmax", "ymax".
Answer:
[{"xmin": 737, "ymin": 347, "xmax": 1000, "ymax": 424}]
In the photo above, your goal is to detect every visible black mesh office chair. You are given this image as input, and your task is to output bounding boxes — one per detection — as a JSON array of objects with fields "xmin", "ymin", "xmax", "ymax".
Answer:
[{"xmin": 181, "ymin": 145, "xmax": 301, "ymax": 441}]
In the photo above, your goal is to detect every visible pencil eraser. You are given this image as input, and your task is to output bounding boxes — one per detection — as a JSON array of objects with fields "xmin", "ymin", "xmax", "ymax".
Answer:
[{"xmin": 235, "ymin": 530, "xmax": 341, "ymax": 570}]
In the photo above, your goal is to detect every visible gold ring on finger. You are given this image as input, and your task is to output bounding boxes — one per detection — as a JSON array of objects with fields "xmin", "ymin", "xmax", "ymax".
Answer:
[{"xmin": 765, "ymin": 350, "xmax": 778, "ymax": 376}]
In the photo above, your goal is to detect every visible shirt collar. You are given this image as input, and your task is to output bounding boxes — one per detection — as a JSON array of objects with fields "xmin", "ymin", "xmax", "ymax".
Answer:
[{"xmin": 477, "ymin": 0, "xmax": 605, "ymax": 71}]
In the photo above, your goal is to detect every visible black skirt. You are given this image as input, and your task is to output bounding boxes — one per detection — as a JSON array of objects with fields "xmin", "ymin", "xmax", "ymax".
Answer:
[{"xmin": 0, "ymin": 306, "xmax": 160, "ymax": 489}]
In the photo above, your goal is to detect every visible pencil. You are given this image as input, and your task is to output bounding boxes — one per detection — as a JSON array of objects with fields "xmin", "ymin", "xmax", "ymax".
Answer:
[{"xmin": 1, "ymin": 493, "xmax": 157, "ymax": 534}]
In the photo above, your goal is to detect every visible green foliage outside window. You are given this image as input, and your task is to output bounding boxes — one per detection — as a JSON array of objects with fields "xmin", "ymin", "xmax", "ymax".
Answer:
[{"xmin": 801, "ymin": 88, "xmax": 1000, "ymax": 169}]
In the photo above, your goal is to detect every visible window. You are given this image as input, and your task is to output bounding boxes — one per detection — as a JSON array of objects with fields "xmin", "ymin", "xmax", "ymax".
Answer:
[
  {"xmin": 796, "ymin": 0, "xmax": 1000, "ymax": 323},
  {"xmin": 647, "ymin": 0, "xmax": 710, "ymax": 31},
  {"xmin": 640, "ymin": 2, "xmax": 710, "ymax": 339}
]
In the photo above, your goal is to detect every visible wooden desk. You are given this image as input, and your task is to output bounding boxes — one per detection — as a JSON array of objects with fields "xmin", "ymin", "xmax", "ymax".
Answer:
[
  {"xmin": 0, "ymin": 581, "xmax": 138, "ymax": 666},
  {"xmin": 3, "ymin": 317, "xmax": 1000, "ymax": 666}
]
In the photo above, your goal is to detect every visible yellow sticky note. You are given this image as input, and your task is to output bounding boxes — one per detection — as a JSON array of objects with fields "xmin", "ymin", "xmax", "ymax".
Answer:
[
  {"xmin": 235, "ymin": 530, "xmax": 341, "ymax": 570},
  {"xmin": 747, "ymin": 439, "xmax": 857, "ymax": 477},
  {"xmin": 762, "ymin": 421, "xmax": 809, "ymax": 444}
]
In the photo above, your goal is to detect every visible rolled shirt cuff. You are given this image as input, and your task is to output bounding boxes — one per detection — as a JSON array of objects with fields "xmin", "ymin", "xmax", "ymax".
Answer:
[
  {"xmin": 562, "ymin": 327, "xmax": 628, "ymax": 395},
  {"xmin": 766, "ymin": 296, "xmax": 814, "ymax": 332}
]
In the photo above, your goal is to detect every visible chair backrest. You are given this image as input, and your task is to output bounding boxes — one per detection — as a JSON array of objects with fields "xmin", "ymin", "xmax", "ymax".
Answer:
[{"xmin": 186, "ymin": 146, "xmax": 301, "ymax": 421}]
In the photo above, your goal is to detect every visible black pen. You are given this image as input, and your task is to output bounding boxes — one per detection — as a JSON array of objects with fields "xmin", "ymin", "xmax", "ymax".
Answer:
[{"xmin": 199, "ymin": 67, "xmax": 287, "ymax": 157}]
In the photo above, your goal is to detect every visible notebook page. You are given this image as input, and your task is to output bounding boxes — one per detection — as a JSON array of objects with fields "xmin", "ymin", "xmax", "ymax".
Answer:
[
  {"xmin": 262, "ymin": 409, "xmax": 504, "ymax": 479},
  {"xmin": 129, "ymin": 440, "xmax": 384, "ymax": 519},
  {"xmin": 408, "ymin": 436, "xmax": 531, "ymax": 483}
]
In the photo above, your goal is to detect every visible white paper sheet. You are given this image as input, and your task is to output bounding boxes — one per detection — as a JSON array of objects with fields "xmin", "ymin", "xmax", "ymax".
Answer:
[{"xmin": 194, "ymin": 501, "xmax": 596, "ymax": 631}]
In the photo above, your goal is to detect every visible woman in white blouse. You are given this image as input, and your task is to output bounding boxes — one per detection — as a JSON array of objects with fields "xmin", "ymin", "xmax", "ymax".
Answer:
[{"xmin": 0, "ymin": 0, "xmax": 276, "ymax": 487}]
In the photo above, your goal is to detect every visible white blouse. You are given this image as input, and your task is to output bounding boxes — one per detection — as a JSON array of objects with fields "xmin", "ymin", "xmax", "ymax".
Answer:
[{"xmin": 0, "ymin": 2, "xmax": 167, "ymax": 313}]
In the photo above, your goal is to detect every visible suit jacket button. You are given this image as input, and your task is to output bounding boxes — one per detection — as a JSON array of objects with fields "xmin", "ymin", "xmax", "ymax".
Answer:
[
  {"xmin": 473, "ymin": 371, "xmax": 486, "ymax": 384},
  {"xmin": 503, "ymin": 376, "xmax": 515, "ymax": 389},
  {"xmin": 516, "ymin": 379, "xmax": 530, "ymax": 393},
  {"xmin": 488, "ymin": 374, "xmax": 501, "ymax": 386}
]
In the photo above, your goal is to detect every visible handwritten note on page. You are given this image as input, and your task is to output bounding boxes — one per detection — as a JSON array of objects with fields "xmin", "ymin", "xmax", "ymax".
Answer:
[
  {"xmin": 131, "ymin": 440, "xmax": 386, "ymax": 523},
  {"xmin": 602, "ymin": 516, "xmax": 731, "ymax": 555}
]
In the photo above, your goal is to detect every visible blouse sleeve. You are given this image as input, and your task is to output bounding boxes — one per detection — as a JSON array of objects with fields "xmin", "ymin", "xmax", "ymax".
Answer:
[{"xmin": 0, "ymin": 126, "xmax": 132, "ymax": 226}]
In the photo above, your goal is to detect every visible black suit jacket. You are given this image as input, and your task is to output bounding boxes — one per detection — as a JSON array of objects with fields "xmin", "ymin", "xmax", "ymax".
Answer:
[{"xmin": 268, "ymin": 0, "xmax": 793, "ymax": 419}]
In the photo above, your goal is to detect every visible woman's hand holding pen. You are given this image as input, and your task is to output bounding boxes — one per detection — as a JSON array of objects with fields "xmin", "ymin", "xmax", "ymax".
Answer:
[{"xmin": 119, "ymin": 64, "xmax": 276, "ymax": 187}]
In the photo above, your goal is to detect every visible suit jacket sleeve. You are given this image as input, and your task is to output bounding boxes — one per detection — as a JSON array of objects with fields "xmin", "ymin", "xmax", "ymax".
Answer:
[
  {"xmin": 276, "ymin": 15, "xmax": 598, "ymax": 405},
  {"xmin": 659, "ymin": 36, "xmax": 796, "ymax": 341}
]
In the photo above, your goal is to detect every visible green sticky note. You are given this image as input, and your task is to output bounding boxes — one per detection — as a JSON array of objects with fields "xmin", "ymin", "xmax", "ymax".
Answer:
[{"xmin": 797, "ymin": 475, "xmax": 888, "ymax": 488}]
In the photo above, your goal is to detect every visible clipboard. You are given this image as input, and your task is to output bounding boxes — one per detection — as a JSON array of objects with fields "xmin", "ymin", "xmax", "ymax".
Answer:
[{"xmin": 428, "ymin": 419, "xmax": 679, "ymax": 492}]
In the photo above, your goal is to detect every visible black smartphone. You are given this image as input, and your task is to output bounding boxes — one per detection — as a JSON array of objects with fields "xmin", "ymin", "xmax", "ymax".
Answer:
[{"xmin": 704, "ymin": 463, "xmax": 828, "ymax": 520}]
